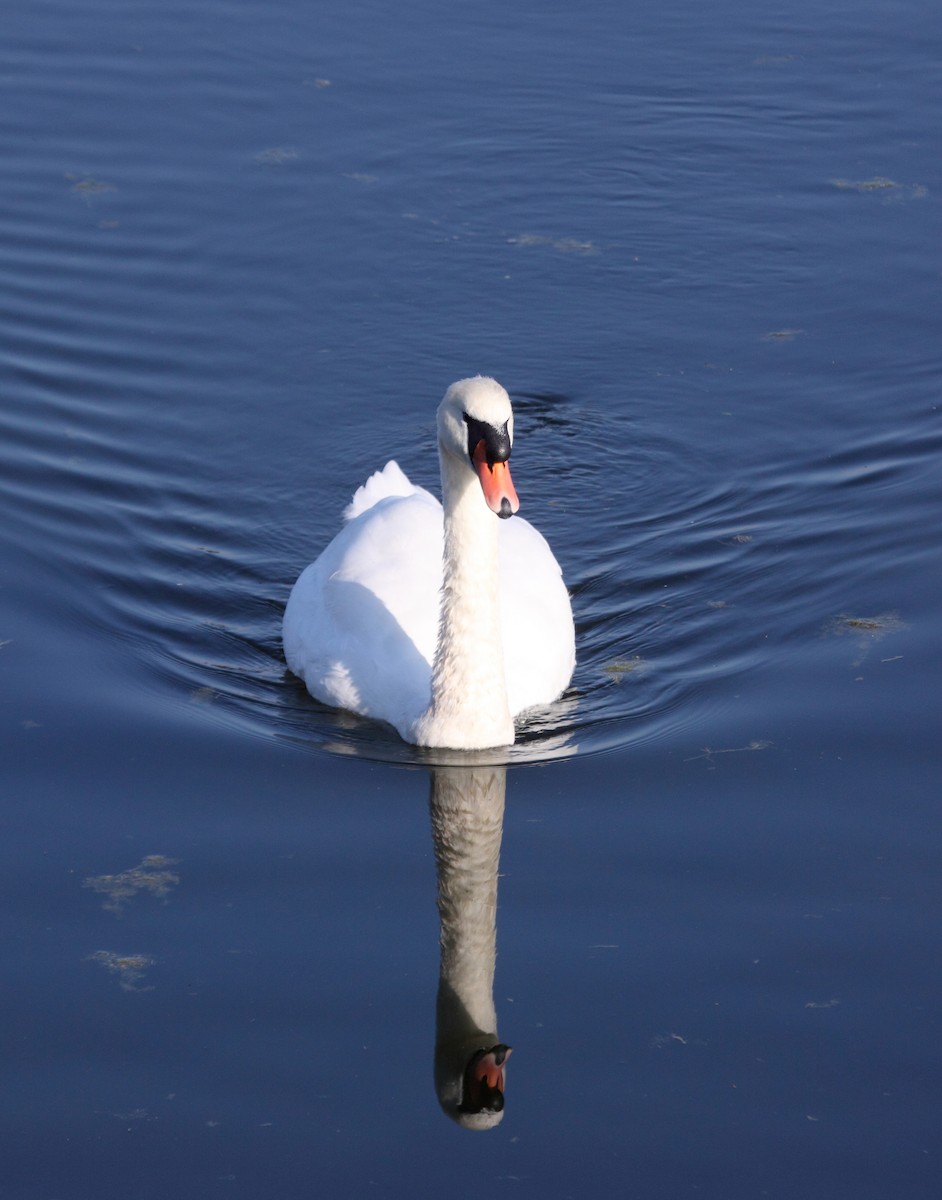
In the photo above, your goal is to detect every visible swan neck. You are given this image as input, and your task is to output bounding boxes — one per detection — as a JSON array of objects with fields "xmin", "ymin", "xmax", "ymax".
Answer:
[
  {"xmin": 418, "ymin": 450, "xmax": 512, "ymax": 748},
  {"xmin": 431, "ymin": 767, "xmax": 505, "ymax": 1048}
]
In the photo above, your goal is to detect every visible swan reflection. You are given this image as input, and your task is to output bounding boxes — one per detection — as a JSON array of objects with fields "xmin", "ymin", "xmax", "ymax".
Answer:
[{"xmin": 429, "ymin": 764, "xmax": 511, "ymax": 1130}]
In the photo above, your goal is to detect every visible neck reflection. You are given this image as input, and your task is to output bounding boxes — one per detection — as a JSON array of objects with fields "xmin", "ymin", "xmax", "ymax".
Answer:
[{"xmin": 429, "ymin": 764, "xmax": 511, "ymax": 1131}]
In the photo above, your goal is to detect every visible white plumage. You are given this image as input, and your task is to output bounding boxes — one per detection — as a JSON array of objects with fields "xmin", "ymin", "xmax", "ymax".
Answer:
[{"xmin": 283, "ymin": 377, "xmax": 574, "ymax": 748}]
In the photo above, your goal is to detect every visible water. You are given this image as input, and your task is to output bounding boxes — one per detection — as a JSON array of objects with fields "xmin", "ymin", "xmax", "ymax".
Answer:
[{"xmin": 2, "ymin": 0, "xmax": 940, "ymax": 1195}]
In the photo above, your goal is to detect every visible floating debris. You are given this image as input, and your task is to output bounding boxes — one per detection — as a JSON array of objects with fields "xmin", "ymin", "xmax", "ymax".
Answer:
[
  {"xmin": 602, "ymin": 656, "xmax": 645, "ymax": 679},
  {"xmin": 831, "ymin": 176, "xmax": 899, "ymax": 192},
  {"xmin": 825, "ymin": 612, "xmax": 907, "ymax": 667},
  {"xmin": 84, "ymin": 855, "xmax": 180, "ymax": 915},
  {"xmin": 65, "ymin": 174, "xmax": 116, "ymax": 201},
  {"xmin": 837, "ymin": 616, "xmax": 886, "ymax": 632},
  {"xmin": 762, "ymin": 328, "xmax": 804, "ymax": 342},
  {"xmin": 87, "ymin": 950, "xmax": 155, "ymax": 992},
  {"xmin": 651, "ymin": 1031, "xmax": 702, "ymax": 1049},
  {"xmin": 510, "ymin": 233, "xmax": 599, "ymax": 256},
  {"xmin": 254, "ymin": 146, "xmax": 298, "ymax": 165},
  {"xmin": 686, "ymin": 740, "xmax": 772, "ymax": 765},
  {"xmin": 830, "ymin": 178, "xmax": 927, "ymax": 201}
]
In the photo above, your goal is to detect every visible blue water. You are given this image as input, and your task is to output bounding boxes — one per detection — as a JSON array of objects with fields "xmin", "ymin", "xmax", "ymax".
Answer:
[{"xmin": 2, "ymin": 1, "xmax": 940, "ymax": 1196}]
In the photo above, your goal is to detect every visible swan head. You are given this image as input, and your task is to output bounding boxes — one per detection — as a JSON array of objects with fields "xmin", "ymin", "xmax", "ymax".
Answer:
[{"xmin": 437, "ymin": 377, "xmax": 520, "ymax": 519}]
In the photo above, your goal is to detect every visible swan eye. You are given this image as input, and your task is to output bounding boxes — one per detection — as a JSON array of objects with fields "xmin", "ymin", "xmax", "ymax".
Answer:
[{"xmin": 463, "ymin": 413, "xmax": 512, "ymax": 467}]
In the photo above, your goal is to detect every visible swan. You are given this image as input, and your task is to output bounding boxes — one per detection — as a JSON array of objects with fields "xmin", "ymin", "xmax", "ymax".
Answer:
[{"xmin": 282, "ymin": 376, "xmax": 575, "ymax": 749}]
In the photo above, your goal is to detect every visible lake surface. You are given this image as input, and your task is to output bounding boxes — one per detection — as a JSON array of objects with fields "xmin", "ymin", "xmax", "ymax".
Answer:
[{"xmin": 2, "ymin": 0, "xmax": 940, "ymax": 1196}]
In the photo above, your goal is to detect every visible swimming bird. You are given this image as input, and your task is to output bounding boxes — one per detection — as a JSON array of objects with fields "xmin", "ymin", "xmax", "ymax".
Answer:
[{"xmin": 282, "ymin": 376, "xmax": 574, "ymax": 749}]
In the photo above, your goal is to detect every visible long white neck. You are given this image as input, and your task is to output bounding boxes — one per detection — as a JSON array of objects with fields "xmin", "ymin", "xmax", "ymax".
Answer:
[
  {"xmin": 413, "ymin": 450, "xmax": 514, "ymax": 749},
  {"xmin": 430, "ymin": 766, "xmax": 506, "ymax": 1128}
]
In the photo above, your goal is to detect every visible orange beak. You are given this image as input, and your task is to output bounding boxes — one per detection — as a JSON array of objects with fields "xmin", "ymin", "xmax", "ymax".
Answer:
[{"xmin": 472, "ymin": 440, "xmax": 520, "ymax": 518}]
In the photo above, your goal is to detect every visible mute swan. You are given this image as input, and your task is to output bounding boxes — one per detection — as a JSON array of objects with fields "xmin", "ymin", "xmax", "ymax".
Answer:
[{"xmin": 282, "ymin": 376, "xmax": 575, "ymax": 749}]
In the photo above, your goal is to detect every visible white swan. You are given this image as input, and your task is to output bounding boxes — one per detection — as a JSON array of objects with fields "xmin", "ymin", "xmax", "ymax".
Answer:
[{"xmin": 282, "ymin": 376, "xmax": 575, "ymax": 749}]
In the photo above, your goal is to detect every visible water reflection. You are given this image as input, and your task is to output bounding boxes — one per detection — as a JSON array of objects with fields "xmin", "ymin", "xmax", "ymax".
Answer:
[{"xmin": 429, "ymin": 765, "xmax": 511, "ymax": 1131}]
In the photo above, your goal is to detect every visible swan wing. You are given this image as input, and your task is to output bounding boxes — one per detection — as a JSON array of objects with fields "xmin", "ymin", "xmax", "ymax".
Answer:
[
  {"xmin": 344, "ymin": 459, "xmax": 434, "ymax": 521},
  {"xmin": 283, "ymin": 464, "xmax": 443, "ymax": 736},
  {"xmin": 498, "ymin": 516, "xmax": 575, "ymax": 717}
]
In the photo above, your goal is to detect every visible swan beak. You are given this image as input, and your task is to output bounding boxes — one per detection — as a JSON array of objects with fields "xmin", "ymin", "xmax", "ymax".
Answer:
[
  {"xmin": 472, "ymin": 441, "xmax": 520, "ymax": 519},
  {"xmin": 461, "ymin": 1044, "xmax": 512, "ymax": 1114}
]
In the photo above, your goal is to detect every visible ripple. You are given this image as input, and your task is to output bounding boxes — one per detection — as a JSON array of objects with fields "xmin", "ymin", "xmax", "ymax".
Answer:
[{"xmin": 3, "ymin": 309, "xmax": 936, "ymax": 767}]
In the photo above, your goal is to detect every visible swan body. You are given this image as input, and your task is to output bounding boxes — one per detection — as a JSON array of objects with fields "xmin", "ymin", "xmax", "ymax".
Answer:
[{"xmin": 282, "ymin": 377, "xmax": 574, "ymax": 749}]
